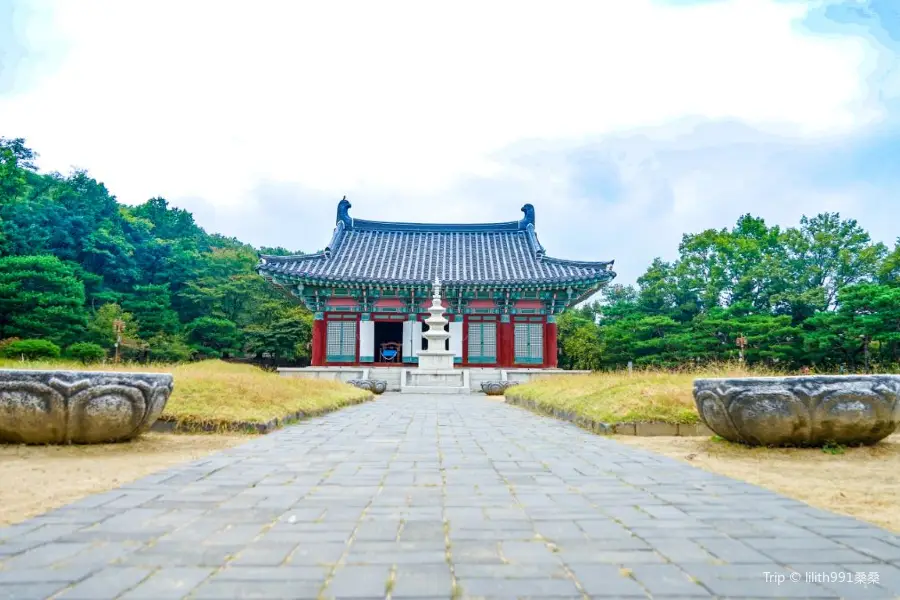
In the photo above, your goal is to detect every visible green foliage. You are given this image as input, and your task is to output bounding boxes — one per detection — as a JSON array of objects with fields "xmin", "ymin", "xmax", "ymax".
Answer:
[
  {"xmin": 587, "ymin": 213, "xmax": 896, "ymax": 372},
  {"xmin": 122, "ymin": 284, "xmax": 181, "ymax": 338},
  {"xmin": 244, "ymin": 305, "xmax": 312, "ymax": 361},
  {"xmin": 146, "ymin": 333, "xmax": 193, "ymax": 363},
  {"xmin": 85, "ymin": 303, "xmax": 140, "ymax": 349},
  {"xmin": 0, "ymin": 255, "xmax": 87, "ymax": 346},
  {"xmin": 822, "ymin": 441, "xmax": 846, "ymax": 455},
  {"xmin": 186, "ymin": 317, "xmax": 242, "ymax": 358},
  {"xmin": 0, "ymin": 139, "xmax": 311, "ymax": 365},
  {"xmin": 66, "ymin": 342, "xmax": 106, "ymax": 364},
  {"xmin": 0, "ymin": 339, "xmax": 61, "ymax": 360},
  {"xmin": 557, "ymin": 311, "xmax": 603, "ymax": 370}
]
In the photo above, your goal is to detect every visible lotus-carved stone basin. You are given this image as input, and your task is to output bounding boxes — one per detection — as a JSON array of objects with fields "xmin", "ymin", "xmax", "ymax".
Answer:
[
  {"xmin": 0, "ymin": 369, "xmax": 173, "ymax": 444},
  {"xmin": 693, "ymin": 375, "xmax": 900, "ymax": 447}
]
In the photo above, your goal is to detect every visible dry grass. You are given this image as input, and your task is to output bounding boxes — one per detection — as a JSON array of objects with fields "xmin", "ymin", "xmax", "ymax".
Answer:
[
  {"xmin": 0, "ymin": 432, "xmax": 246, "ymax": 525},
  {"xmin": 163, "ymin": 361, "xmax": 371, "ymax": 429},
  {"xmin": 505, "ymin": 363, "xmax": 786, "ymax": 425},
  {"xmin": 617, "ymin": 434, "xmax": 900, "ymax": 533},
  {"xmin": 0, "ymin": 359, "xmax": 372, "ymax": 431}
]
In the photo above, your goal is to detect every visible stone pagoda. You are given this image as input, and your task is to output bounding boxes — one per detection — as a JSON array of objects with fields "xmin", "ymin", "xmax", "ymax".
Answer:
[{"xmin": 400, "ymin": 277, "xmax": 469, "ymax": 393}]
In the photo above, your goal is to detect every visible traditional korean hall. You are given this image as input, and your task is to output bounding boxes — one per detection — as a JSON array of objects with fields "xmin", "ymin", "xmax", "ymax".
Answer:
[{"xmin": 258, "ymin": 198, "xmax": 616, "ymax": 371}]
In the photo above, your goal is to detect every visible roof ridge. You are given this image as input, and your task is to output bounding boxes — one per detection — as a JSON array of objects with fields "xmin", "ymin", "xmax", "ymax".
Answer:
[{"xmin": 334, "ymin": 197, "xmax": 536, "ymax": 233}]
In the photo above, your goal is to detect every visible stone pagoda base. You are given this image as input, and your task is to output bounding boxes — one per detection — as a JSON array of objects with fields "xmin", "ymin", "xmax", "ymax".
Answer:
[{"xmin": 400, "ymin": 368, "xmax": 471, "ymax": 394}]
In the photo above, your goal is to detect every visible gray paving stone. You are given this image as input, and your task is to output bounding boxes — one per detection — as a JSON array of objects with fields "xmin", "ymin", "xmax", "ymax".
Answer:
[
  {"xmin": 837, "ymin": 537, "xmax": 900, "ymax": 561},
  {"xmin": 191, "ymin": 580, "xmax": 321, "ymax": 599},
  {"xmin": 629, "ymin": 564, "xmax": 712, "ymax": 597},
  {"xmin": 457, "ymin": 577, "xmax": 581, "ymax": 598},
  {"xmin": 0, "ymin": 542, "xmax": 91, "ymax": 569},
  {"xmin": 693, "ymin": 537, "xmax": 777, "ymax": 563},
  {"xmin": 0, "ymin": 565, "xmax": 97, "ymax": 584},
  {"xmin": 212, "ymin": 565, "xmax": 328, "ymax": 581},
  {"xmin": 118, "ymin": 567, "xmax": 213, "ymax": 599},
  {"xmin": 392, "ymin": 563, "xmax": 454, "ymax": 598},
  {"xmin": 499, "ymin": 540, "xmax": 561, "ymax": 564},
  {"xmin": 0, "ymin": 583, "xmax": 70, "ymax": 600},
  {"xmin": 453, "ymin": 563, "xmax": 570, "ymax": 579},
  {"xmin": 2, "ymin": 395, "xmax": 899, "ymax": 600},
  {"xmin": 55, "ymin": 566, "xmax": 153, "ymax": 599},
  {"xmin": 326, "ymin": 564, "xmax": 392, "ymax": 597},
  {"xmin": 700, "ymin": 577, "xmax": 837, "ymax": 598},
  {"xmin": 568, "ymin": 564, "xmax": 649, "ymax": 597},
  {"xmin": 230, "ymin": 542, "xmax": 298, "ymax": 566}
]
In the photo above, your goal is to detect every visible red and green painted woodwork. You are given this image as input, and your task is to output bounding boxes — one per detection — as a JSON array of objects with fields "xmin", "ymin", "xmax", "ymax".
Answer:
[{"xmin": 306, "ymin": 287, "xmax": 567, "ymax": 368}]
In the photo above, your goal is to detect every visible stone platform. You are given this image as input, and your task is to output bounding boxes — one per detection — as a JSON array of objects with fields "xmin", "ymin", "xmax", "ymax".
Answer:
[
  {"xmin": 1, "ymin": 394, "xmax": 899, "ymax": 599},
  {"xmin": 279, "ymin": 366, "xmax": 588, "ymax": 393}
]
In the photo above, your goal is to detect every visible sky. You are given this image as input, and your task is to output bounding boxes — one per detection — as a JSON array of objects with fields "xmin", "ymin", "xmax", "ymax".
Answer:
[{"xmin": 1, "ymin": 0, "xmax": 898, "ymax": 286}]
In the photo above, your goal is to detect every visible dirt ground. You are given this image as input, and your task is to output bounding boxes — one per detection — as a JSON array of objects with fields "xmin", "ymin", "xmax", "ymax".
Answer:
[
  {"xmin": 615, "ymin": 434, "xmax": 900, "ymax": 533},
  {"xmin": 0, "ymin": 433, "xmax": 247, "ymax": 526}
]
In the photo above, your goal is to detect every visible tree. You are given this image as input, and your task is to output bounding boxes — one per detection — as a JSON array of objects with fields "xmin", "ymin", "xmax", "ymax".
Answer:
[
  {"xmin": 86, "ymin": 303, "xmax": 142, "ymax": 351},
  {"xmin": 781, "ymin": 213, "xmax": 887, "ymax": 317},
  {"xmin": 557, "ymin": 311, "xmax": 603, "ymax": 370},
  {"xmin": 0, "ymin": 255, "xmax": 86, "ymax": 345},
  {"xmin": 244, "ymin": 305, "xmax": 312, "ymax": 363},
  {"xmin": 186, "ymin": 317, "xmax": 242, "ymax": 358},
  {"xmin": 0, "ymin": 137, "xmax": 37, "ymax": 201},
  {"xmin": 122, "ymin": 284, "xmax": 180, "ymax": 338}
]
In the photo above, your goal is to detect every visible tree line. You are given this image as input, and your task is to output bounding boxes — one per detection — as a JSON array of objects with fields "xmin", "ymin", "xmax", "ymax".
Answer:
[
  {"xmin": 2, "ymin": 137, "xmax": 897, "ymax": 370},
  {"xmin": 558, "ymin": 213, "xmax": 899, "ymax": 372},
  {"xmin": 0, "ymin": 137, "xmax": 311, "ymax": 363}
]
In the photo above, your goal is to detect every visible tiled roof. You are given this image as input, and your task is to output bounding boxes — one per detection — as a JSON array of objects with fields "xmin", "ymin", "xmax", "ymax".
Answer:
[{"xmin": 258, "ymin": 199, "xmax": 615, "ymax": 287}]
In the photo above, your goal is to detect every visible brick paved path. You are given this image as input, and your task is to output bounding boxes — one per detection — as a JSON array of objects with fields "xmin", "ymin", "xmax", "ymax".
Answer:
[{"xmin": 2, "ymin": 395, "xmax": 900, "ymax": 600}]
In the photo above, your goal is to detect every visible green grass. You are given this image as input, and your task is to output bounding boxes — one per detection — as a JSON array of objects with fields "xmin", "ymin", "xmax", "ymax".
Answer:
[
  {"xmin": 505, "ymin": 363, "xmax": 783, "ymax": 425},
  {"xmin": 0, "ymin": 358, "xmax": 371, "ymax": 432}
]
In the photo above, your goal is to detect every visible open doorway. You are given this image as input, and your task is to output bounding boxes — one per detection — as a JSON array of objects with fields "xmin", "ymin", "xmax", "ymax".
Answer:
[{"xmin": 374, "ymin": 321, "xmax": 403, "ymax": 363}]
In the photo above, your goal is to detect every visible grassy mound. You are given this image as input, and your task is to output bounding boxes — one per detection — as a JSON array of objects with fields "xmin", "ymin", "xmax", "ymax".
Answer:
[
  {"xmin": 0, "ymin": 359, "xmax": 371, "ymax": 432},
  {"xmin": 505, "ymin": 364, "xmax": 780, "ymax": 425},
  {"xmin": 163, "ymin": 361, "xmax": 371, "ymax": 430}
]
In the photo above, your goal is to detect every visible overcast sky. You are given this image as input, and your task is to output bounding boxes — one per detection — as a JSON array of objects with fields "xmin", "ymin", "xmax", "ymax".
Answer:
[{"xmin": 1, "ymin": 0, "xmax": 898, "ymax": 285}]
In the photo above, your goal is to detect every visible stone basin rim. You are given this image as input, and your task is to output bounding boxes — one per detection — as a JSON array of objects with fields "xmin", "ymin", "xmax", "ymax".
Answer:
[
  {"xmin": 694, "ymin": 374, "xmax": 898, "ymax": 383},
  {"xmin": 0, "ymin": 368, "xmax": 172, "ymax": 378}
]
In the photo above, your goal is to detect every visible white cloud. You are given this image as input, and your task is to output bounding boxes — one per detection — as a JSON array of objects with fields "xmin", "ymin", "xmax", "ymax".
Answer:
[
  {"xmin": 1, "ymin": 0, "xmax": 895, "ymax": 286},
  {"xmin": 1, "ymin": 0, "xmax": 880, "ymax": 197}
]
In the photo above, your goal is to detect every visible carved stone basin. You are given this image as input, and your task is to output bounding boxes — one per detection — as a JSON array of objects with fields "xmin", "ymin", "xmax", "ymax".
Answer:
[
  {"xmin": 694, "ymin": 375, "xmax": 900, "ymax": 447},
  {"xmin": 481, "ymin": 381, "xmax": 519, "ymax": 396},
  {"xmin": 0, "ymin": 369, "xmax": 173, "ymax": 444},
  {"xmin": 347, "ymin": 379, "xmax": 387, "ymax": 395}
]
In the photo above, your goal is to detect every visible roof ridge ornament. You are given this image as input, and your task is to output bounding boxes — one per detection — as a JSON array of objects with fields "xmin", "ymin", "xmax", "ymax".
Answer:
[
  {"xmin": 518, "ymin": 204, "xmax": 535, "ymax": 230},
  {"xmin": 336, "ymin": 196, "xmax": 353, "ymax": 228}
]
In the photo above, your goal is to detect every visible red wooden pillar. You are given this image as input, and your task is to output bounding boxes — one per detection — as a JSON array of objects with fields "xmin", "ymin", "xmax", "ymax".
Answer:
[
  {"xmin": 311, "ymin": 312, "xmax": 326, "ymax": 366},
  {"xmin": 545, "ymin": 317, "xmax": 558, "ymax": 368},
  {"xmin": 498, "ymin": 315, "xmax": 514, "ymax": 367}
]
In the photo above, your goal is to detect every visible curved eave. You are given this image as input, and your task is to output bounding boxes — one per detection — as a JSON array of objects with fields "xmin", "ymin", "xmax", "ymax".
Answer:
[
  {"xmin": 259, "ymin": 270, "xmax": 617, "ymax": 289},
  {"xmin": 540, "ymin": 255, "xmax": 615, "ymax": 270}
]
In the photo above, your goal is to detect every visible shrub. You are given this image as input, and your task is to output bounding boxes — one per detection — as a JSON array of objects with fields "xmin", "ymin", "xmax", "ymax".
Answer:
[
  {"xmin": 0, "ymin": 337, "xmax": 22, "ymax": 355},
  {"xmin": 0, "ymin": 339, "xmax": 61, "ymax": 360},
  {"xmin": 147, "ymin": 333, "xmax": 192, "ymax": 363},
  {"xmin": 66, "ymin": 342, "xmax": 107, "ymax": 364}
]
